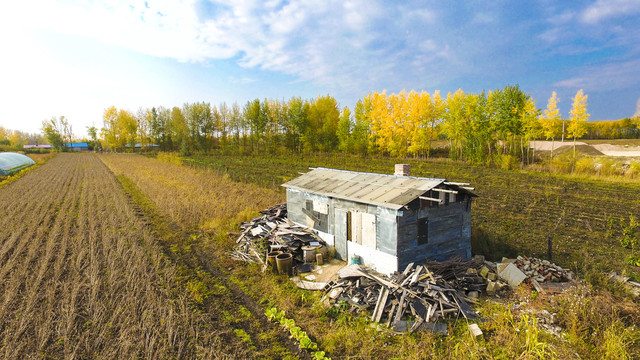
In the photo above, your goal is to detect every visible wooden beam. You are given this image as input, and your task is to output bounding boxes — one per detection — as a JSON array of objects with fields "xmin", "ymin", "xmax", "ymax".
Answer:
[
  {"xmin": 432, "ymin": 188, "xmax": 458, "ymax": 194},
  {"xmin": 419, "ymin": 196, "xmax": 443, "ymax": 204},
  {"xmin": 444, "ymin": 181, "xmax": 470, "ymax": 186}
]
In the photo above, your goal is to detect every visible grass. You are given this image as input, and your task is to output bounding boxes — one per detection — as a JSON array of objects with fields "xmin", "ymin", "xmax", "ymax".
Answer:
[
  {"xmin": 8, "ymin": 151, "xmax": 637, "ymax": 358},
  {"xmin": 181, "ymin": 151, "xmax": 640, "ymax": 280},
  {"xmin": 105, "ymin": 151, "xmax": 640, "ymax": 358}
]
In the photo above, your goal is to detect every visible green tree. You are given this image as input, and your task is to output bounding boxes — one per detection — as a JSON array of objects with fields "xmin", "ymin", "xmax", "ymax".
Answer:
[
  {"xmin": 352, "ymin": 98, "xmax": 372, "ymax": 155},
  {"xmin": 306, "ymin": 95, "xmax": 340, "ymax": 152},
  {"xmin": 41, "ymin": 117, "xmax": 65, "ymax": 151},
  {"xmin": 337, "ymin": 106, "xmax": 352, "ymax": 153},
  {"xmin": 285, "ymin": 97, "xmax": 309, "ymax": 153}
]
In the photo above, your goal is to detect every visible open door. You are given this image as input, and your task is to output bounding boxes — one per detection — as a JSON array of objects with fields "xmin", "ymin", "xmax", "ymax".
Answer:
[{"xmin": 334, "ymin": 209, "xmax": 348, "ymax": 260}]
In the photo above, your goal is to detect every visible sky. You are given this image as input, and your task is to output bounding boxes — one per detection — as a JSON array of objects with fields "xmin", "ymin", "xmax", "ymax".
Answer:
[{"xmin": 1, "ymin": 0, "xmax": 639, "ymax": 137}]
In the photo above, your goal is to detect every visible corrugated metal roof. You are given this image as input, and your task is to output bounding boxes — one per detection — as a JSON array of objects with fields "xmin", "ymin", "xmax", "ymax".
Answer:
[
  {"xmin": 282, "ymin": 167, "xmax": 446, "ymax": 210},
  {"xmin": 65, "ymin": 143, "xmax": 89, "ymax": 148}
]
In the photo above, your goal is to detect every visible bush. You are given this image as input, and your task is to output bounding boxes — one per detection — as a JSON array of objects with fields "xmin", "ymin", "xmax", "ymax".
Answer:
[
  {"xmin": 549, "ymin": 152, "xmax": 574, "ymax": 173},
  {"xmin": 625, "ymin": 161, "xmax": 640, "ymax": 179},
  {"xmin": 494, "ymin": 154, "xmax": 519, "ymax": 170},
  {"xmin": 596, "ymin": 157, "xmax": 620, "ymax": 176},
  {"xmin": 575, "ymin": 157, "xmax": 596, "ymax": 174}
]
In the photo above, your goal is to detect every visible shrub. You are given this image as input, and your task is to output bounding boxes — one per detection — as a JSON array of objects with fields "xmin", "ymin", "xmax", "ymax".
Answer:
[{"xmin": 575, "ymin": 157, "xmax": 596, "ymax": 174}]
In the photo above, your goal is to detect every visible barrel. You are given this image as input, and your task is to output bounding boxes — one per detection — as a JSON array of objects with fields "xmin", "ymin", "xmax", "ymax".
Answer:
[
  {"xmin": 267, "ymin": 251, "xmax": 282, "ymax": 273},
  {"xmin": 276, "ymin": 253, "xmax": 293, "ymax": 276},
  {"xmin": 301, "ymin": 246, "xmax": 317, "ymax": 263}
]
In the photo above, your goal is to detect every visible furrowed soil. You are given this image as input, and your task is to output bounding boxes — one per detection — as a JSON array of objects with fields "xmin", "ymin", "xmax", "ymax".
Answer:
[{"xmin": 0, "ymin": 153, "xmax": 302, "ymax": 359}]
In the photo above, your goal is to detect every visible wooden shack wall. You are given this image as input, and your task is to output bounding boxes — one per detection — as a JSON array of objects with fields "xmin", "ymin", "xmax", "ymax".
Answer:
[
  {"xmin": 396, "ymin": 199, "xmax": 472, "ymax": 271},
  {"xmin": 286, "ymin": 188, "xmax": 400, "ymax": 273}
]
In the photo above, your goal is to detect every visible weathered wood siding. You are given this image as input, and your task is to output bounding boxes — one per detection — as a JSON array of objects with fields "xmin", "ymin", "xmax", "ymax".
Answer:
[
  {"xmin": 287, "ymin": 188, "xmax": 471, "ymax": 274},
  {"xmin": 396, "ymin": 199, "xmax": 472, "ymax": 270}
]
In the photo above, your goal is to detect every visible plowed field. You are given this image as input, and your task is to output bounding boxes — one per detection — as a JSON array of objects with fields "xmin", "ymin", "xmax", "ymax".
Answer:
[{"xmin": 0, "ymin": 154, "xmax": 297, "ymax": 359}]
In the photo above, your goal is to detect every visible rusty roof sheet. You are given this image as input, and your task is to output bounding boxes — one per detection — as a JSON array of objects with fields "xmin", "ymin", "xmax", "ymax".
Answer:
[{"xmin": 282, "ymin": 167, "xmax": 446, "ymax": 210}]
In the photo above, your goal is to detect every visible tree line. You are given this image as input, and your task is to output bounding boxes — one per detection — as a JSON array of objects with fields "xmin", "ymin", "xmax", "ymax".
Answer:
[
  {"xmin": 7, "ymin": 85, "xmax": 636, "ymax": 161},
  {"xmin": 91, "ymin": 86, "xmax": 639, "ymax": 162}
]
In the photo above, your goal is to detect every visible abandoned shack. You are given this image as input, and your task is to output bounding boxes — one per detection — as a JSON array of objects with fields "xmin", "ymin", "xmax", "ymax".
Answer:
[{"xmin": 282, "ymin": 165, "xmax": 477, "ymax": 274}]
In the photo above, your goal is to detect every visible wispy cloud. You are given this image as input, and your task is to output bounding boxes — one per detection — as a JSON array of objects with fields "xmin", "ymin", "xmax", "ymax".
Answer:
[
  {"xmin": 3, "ymin": 0, "xmax": 459, "ymax": 95},
  {"xmin": 553, "ymin": 60, "xmax": 640, "ymax": 91},
  {"xmin": 581, "ymin": 0, "xmax": 640, "ymax": 24}
]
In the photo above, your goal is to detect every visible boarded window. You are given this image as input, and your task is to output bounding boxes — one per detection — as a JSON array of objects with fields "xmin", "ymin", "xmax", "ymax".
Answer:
[{"xmin": 417, "ymin": 217, "xmax": 429, "ymax": 245}]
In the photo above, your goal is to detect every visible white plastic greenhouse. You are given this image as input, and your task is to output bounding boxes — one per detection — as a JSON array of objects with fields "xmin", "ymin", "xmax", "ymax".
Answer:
[{"xmin": 0, "ymin": 152, "xmax": 36, "ymax": 176}]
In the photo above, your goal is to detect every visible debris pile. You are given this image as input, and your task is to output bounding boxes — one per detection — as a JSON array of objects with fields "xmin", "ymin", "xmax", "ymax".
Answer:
[
  {"xmin": 513, "ymin": 256, "xmax": 574, "ymax": 283},
  {"xmin": 322, "ymin": 263, "xmax": 476, "ymax": 333},
  {"xmin": 231, "ymin": 204, "xmax": 328, "ymax": 271}
]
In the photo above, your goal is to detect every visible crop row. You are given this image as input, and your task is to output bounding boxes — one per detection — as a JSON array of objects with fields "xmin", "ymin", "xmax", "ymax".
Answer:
[{"xmin": 0, "ymin": 154, "xmax": 234, "ymax": 358}]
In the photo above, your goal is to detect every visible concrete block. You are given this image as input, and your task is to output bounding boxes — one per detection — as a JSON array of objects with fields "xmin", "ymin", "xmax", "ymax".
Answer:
[
  {"xmin": 486, "ymin": 280, "xmax": 498, "ymax": 295},
  {"xmin": 487, "ymin": 272, "xmax": 497, "ymax": 281},
  {"xmin": 498, "ymin": 263, "xmax": 527, "ymax": 289},
  {"xmin": 469, "ymin": 323, "xmax": 483, "ymax": 338},
  {"xmin": 479, "ymin": 266, "xmax": 489, "ymax": 278}
]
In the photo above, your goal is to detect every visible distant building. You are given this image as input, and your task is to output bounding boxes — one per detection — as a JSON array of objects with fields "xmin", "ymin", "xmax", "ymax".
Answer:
[
  {"xmin": 65, "ymin": 143, "xmax": 89, "ymax": 152},
  {"xmin": 23, "ymin": 144, "xmax": 53, "ymax": 149},
  {"xmin": 125, "ymin": 143, "xmax": 160, "ymax": 150},
  {"xmin": 282, "ymin": 164, "xmax": 477, "ymax": 274}
]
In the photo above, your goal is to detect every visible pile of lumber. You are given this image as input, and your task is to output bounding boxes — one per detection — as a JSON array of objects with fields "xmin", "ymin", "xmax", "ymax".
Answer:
[
  {"xmin": 322, "ymin": 263, "xmax": 476, "ymax": 333},
  {"xmin": 230, "ymin": 204, "xmax": 326, "ymax": 267}
]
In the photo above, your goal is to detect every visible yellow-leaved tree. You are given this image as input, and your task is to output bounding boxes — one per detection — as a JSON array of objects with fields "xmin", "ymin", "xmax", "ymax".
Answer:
[
  {"xmin": 567, "ymin": 89, "xmax": 590, "ymax": 158},
  {"xmin": 539, "ymin": 92, "xmax": 562, "ymax": 160}
]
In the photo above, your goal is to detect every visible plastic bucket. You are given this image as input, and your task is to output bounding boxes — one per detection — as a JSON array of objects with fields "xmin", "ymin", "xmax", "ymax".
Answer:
[
  {"xmin": 267, "ymin": 251, "xmax": 282, "ymax": 273},
  {"xmin": 276, "ymin": 253, "xmax": 293, "ymax": 276},
  {"xmin": 350, "ymin": 255, "xmax": 360, "ymax": 265}
]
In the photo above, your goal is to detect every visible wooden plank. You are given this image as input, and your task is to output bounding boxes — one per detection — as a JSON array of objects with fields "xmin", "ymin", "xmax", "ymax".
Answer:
[
  {"xmin": 410, "ymin": 265, "xmax": 423, "ymax": 286},
  {"xmin": 386, "ymin": 302, "xmax": 397, "ymax": 328},
  {"xmin": 393, "ymin": 290, "xmax": 408, "ymax": 326},
  {"xmin": 372, "ymin": 287, "xmax": 390, "ymax": 323}
]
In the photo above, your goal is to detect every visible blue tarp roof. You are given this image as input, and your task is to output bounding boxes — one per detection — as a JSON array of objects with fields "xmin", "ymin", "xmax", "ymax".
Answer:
[
  {"xmin": 65, "ymin": 143, "xmax": 89, "ymax": 148},
  {"xmin": 0, "ymin": 152, "xmax": 36, "ymax": 176}
]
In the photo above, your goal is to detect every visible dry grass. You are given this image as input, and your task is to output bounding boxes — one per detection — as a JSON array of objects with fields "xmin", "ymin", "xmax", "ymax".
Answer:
[
  {"xmin": 99, "ymin": 153, "xmax": 283, "ymax": 231},
  {"xmin": 0, "ymin": 153, "xmax": 242, "ymax": 359}
]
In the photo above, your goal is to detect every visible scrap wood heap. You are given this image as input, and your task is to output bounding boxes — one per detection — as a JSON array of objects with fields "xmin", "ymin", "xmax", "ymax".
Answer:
[
  {"xmin": 322, "ymin": 263, "xmax": 476, "ymax": 333},
  {"xmin": 230, "ymin": 204, "xmax": 327, "ymax": 266}
]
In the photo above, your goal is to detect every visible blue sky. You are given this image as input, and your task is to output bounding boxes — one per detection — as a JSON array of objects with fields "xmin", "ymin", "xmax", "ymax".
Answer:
[{"xmin": 1, "ymin": 0, "xmax": 639, "ymax": 137}]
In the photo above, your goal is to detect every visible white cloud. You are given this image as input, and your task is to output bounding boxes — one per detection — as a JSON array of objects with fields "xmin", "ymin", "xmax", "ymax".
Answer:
[
  {"xmin": 553, "ymin": 60, "xmax": 640, "ymax": 91},
  {"xmin": 581, "ymin": 0, "xmax": 640, "ymax": 24},
  {"xmin": 0, "ymin": 1, "xmax": 456, "ymax": 97}
]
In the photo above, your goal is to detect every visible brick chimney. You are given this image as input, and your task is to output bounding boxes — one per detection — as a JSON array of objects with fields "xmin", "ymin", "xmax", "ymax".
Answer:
[{"xmin": 394, "ymin": 164, "xmax": 411, "ymax": 177}]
